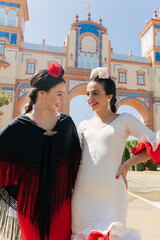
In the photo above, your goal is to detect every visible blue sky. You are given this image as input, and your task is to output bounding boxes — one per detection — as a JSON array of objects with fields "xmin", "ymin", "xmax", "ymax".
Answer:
[
  {"xmin": 24, "ymin": 0, "xmax": 159, "ymax": 127},
  {"xmin": 25, "ymin": 0, "xmax": 160, "ymax": 55}
]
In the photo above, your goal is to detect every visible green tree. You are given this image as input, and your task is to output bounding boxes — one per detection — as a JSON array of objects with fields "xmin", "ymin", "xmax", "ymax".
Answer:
[
  {"xmin": 126, "ymin": 139, "xmax": 138, "ymax": 152},
  {"xmin": 144, "ymin": 159, "xmax": 157, "ymax": 171},
  {"xmin": 122, "ymin": 139, "xmax": 139, "ymax": 171},
  {"xmin": 122, "ymin": 145, "xmax": 130, "ymax": 163},
  {"xmin": 0, "ymin": 87, "xmax": 13, "ymax": 107}
]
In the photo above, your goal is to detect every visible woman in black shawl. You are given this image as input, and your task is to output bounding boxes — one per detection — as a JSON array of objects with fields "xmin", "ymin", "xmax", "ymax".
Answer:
[{"xmin": 0, "ymin": 63, "xmax": 81, "ymax": 240}]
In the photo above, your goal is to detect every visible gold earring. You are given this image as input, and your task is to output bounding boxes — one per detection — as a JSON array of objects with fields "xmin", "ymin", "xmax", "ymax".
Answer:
[{"xmin": 107, "ymin": 98, "xmax": 110, "ymax": 110}]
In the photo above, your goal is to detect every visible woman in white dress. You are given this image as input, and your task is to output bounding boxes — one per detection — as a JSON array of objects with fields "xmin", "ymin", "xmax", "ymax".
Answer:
[{"xmin": 71, "ymin": 67, "xmax": 160, "ymax": 240}]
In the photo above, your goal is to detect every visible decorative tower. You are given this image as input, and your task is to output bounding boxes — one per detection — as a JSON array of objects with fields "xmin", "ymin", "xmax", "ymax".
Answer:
[
  {"xmin": 0, "ymin": 0, "xmax": 29, "ymax": 48},
  {"xmin": 139, "ymin": 10, "xmax": 160, "ymax": 131},
  {"xmin": 0, "ymin": 0, "xmax": 29, "ymax": 126},
  {"xmin": 139, "ymin": 9, "xmax": 160, "ymax": 63},
  {"xmin": 66, "ymin": 14, "xmax": 109, "ymax": 71}
]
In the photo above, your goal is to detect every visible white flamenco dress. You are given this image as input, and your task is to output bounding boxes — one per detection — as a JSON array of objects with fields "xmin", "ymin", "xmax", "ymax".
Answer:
[{"xmin": 71, "ymin": 113, "xmax": 160, "ymax": 240}]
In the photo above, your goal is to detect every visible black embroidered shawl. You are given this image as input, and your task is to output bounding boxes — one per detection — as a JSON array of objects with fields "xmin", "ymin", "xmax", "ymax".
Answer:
[{"xmin": 0, "ymin": 113, "xmax": 81, "ymax": 240}]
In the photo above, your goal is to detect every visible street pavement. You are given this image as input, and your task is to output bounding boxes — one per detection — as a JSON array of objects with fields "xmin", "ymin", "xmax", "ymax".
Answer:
[{"xmin": 127, "ymin": 171, "xmax": 160, "ymax": 240}]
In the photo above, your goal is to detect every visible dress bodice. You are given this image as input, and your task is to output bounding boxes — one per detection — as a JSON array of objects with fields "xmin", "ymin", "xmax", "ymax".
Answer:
[{"xmin": 78, "ymin": 113, "xmax": 155, "ymax": 168}]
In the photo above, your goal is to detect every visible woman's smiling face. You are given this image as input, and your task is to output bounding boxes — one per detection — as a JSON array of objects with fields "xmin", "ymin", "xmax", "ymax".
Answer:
[
  {"xmin": 38, "ymin": 82, "xmax": 66, "ymax": 112},
  {"xmin": 86, "ymin": 82, "xmax": 109, "ymax": 112}
]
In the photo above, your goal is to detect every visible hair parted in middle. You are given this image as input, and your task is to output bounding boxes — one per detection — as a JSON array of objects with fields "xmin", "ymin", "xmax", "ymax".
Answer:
[
  {"xmin": 25, "ymin": 63, "xmax": 65, "ymax": 114},
  {"xmin": 89, "ymin": 67, "xmax": 117, "ymax": 113}
]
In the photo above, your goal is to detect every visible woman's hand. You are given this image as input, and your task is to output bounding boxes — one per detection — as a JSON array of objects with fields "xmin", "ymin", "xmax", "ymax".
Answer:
[
  {"xmin": 116, "ymin": 150, "xmax": 150, "ymax": 190},
  {"xmin": 116, "ymin": 162, "xmax": 129, "ymax": 189}
]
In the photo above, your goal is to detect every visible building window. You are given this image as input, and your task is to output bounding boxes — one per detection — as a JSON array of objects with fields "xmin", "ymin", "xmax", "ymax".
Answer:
[
  {"xmin": 0, "ymin": 41, "xmax": 5, "ymax": 55},
  {"xmin": 27, "ymin": 63, "xmax": 35, "ymax": 74},
  {"xmin": 118, "ymin": 68, "xmax": 127, "ymax": 84},
  {"xmin": 156, "ymin": 31, "xmax": 160, "ymax": 46},
  {"xmin": 86, "ymin": 53, "xmax": 92, "ymax": 69},
  {"xmin": 119, "ymin": 72, "xmax": 126, "ymax": 83},
  {"xmin": 79, "ymin": 52, "xmax": 85, "ymax": 68},
  {"xmin": 78, "ymin": 52, "xmax": 98, "ymax": 69},
  {"xmin": 92, "ymin": 54, "xmax": 98, "ymax": 68},
  {"xmin": 138, "ymin": 74, "xmax": 144, "ymax": 85},
  {"xmin": 7, "ymin": 10, "xmax": 17, "ymax": 27},
  {"xmin": 0, "ymin": 8, "xmax": 6, "ymax": 26}
]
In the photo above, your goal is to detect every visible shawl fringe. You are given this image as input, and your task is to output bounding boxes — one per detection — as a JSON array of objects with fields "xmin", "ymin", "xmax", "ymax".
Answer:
[{"xmin": 0, "ymin": 147, "xmax": 81, "ymax": 240}]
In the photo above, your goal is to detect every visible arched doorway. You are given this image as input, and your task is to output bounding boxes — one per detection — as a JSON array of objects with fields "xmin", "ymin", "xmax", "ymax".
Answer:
[
  {"xmin": 116, "ymin": 97, "xmax": 153, "ymax": 130},
  {"xmin": 117, "ymin": 105, "xmax": 141, "ymax": 120},
  {"xmin": 70, "ymin": 95, "xmax": 94, "ymax": 127},
  {"xmin": 14, "ymin": 93, "xmax": 29, "ymax": 117}
]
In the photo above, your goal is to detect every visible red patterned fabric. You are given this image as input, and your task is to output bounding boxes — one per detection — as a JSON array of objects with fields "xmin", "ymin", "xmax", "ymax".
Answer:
[
  {"xmin": 132, "ymin": 141, "xmax": 160, "ymax": 164},
  {"xmin": 87, "ymin": 230, "xmax": 110, "ymax": 240}
]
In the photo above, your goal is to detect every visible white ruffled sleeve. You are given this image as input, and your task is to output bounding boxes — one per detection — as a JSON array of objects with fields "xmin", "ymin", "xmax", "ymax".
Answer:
[{"xmin": 125, "ymin": 113, "xmax": 160, "ymax": 164}]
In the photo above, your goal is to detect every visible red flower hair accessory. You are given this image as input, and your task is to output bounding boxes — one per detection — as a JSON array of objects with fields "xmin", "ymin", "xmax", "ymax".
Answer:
[{"xmin": 48, "ymin": 63, "xmax": 62, "ymax": 78}]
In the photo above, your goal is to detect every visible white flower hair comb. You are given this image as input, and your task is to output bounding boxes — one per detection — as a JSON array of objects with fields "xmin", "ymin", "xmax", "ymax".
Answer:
[{"xmin": 90, "ymin": 67, "xmax": 110, "ymax": 79}]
